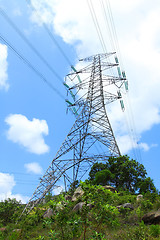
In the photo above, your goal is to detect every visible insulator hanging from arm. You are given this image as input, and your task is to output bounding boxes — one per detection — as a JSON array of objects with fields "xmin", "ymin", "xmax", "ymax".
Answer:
[
  {"xmin": 63, "ymin": 82, "xmax": 70, "ymax": 89},
  {"xmin": 71, "ymin": 65, "xmax": 82, "ymax": 83},
  {"xmin": 114, "ymin": 56, "xmax": 122, "ymax": 78},
  {"xmin": 64, "ymin": 82, "xmax": 76, "ymax": 101},
  {"xmin": 117, "ymin": 90, "xmax": 122, "ymax": 98},
  {"xmin": 69, "ymin": 90, "xmax": 76, "ymax": 101},
  {"xmin": 115, "ymin": 56, "xmax": 119, "ymax": 64},
  {"xmin": 65, "ymin": 99, "xmax": 73, "ymax": 106},
  {"xmin": 117, "ymin": 67, "xmax": 122, "ymax": 78},
  {"xmin": 122, "ymin": 71, "xmax": 126, "ymax": 79},
  {"xmin": 124, "ymin": 81, "xmax": 128, "ymax": 91},
  {"xmin": 120, "ymin": 99, "xmax": 125, "ymax": 111}
]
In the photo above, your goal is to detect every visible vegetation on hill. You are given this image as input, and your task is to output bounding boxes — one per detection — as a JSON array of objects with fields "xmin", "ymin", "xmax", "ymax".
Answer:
[
  {"xmin": 88, "ymin": 155, "xmax": 156, "ymax": 193},
  {"xmin": 0, "ymin": 155, "xmax": 160, "ymax": 240}
]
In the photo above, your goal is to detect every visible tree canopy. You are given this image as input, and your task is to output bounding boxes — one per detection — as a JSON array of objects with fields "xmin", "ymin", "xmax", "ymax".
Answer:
[{"xmin": 88, "ymin": 155, "xmax": 156, "ymax": 193}]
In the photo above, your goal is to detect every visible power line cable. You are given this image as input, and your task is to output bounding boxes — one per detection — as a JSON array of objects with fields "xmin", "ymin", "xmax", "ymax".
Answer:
[
  {"xmin": 0, "ymin": 34, "xmax": 65, "ymax": 100},
  {"xmin": 86, "ymin": 0, "xmax": 115, "ymax": 77},
  {"xmin": 26, "ymin": 0, "xmax": 73, "ymax": 66},
  {"xmin": 101, "ymin": 0, "xmax": 142, "ymax": 162},
  {"xmin": 86, "ymin": 0, "xmax": 106, "ymax": 53},
  {"xmin": 0, "ymin": 7, "xmax": 64, "ymax": 84},
  {"xmin": 100, "ymin": 0, "xmax": 115, "ymax": 52}
]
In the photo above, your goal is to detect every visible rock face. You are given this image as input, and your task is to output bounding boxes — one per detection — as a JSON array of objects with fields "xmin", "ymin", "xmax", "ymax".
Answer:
[
  {"xmin": 142, "ymin": 210, "xmax": 160, "ymax": 225},
  {"xmin": 72, "ymin": 202, "xmax": 95, "ymax": 212},
  {"xmin": 73, "ymin": 202, "xmax": 85, "ymax": 212},
  {"xmin": 72, "ymin": 186, "xmax": 84, "ymax": 201},
  {"xmin": 102, "ymin": 185, "xmax": 116, "ymax": 193},
  {"xmin": 117, "ymin": 203, "xmax": 134, "ymax": 210},
  {"xmin": 136, "ymin": 194, "xmax": 143, "ymax": 201},
  {"xmin": 43, "ymin": 208, "xmax": 54, "ymax": 218}
]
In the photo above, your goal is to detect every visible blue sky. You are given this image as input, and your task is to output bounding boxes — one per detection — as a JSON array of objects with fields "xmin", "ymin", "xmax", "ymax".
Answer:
[{"xmin": 1, "ymin": 0, "xmax": 160, "ymax": 202}]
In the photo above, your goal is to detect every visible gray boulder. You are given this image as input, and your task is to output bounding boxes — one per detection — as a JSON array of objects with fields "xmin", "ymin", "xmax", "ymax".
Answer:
[
  {"xmin": 137, "ymin": 194, "xmax": 143, "ymax": 201},
  {"xmin": 73, "ymin": 202, "xmax": 85, "ymax": 212},
  {"xmin": 43, "ymin": 208, "xmax": 54, "ymax": 218},
  {"xmin": 142, "ymin": 210, "xmax": 160, "ymax": 225},
  {"xmin": 117, "ymin": 203, "xmax": 134, "ymax": 210},
  {"xmin": 72, "ymin": 202, "xmax": 94, "ymax": 212},
  {"xmin": 72, "ymin": 186, "xmax": 84, "ymax": 201}
]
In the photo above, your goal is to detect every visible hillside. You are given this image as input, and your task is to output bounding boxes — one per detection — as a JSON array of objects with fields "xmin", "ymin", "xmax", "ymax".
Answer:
[
  {"xmin": 0, "ymin": 183, "xmax": 160, "ymax": 239},
  {"xmin": 0, "ymin": 156, "xmax": 160, "ymax": 239}
]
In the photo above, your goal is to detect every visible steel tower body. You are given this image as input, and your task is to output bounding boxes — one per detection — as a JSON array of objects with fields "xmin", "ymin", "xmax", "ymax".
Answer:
[{"xmin": 22, "ymin": 52, "xmax": 126, "ymax": 215}]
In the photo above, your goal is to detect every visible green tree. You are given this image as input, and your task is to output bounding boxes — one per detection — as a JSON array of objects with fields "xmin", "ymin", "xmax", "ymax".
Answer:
[
  {"xmin": 0, "ymin": 198, "xmax": 21, "ymax": 225},
  {"xmin": 137, "ymin": 177, "xmax": 157, "ymax": 193},
  {"xmin": 89, "ymin": 155, "xmax": 156, "ymax": 193}
]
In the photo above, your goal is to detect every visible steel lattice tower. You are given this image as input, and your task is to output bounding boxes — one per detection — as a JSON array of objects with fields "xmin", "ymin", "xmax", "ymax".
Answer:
[{"xmin": 22, "ymin": 52, "xmax": 127, "ymax": 215}]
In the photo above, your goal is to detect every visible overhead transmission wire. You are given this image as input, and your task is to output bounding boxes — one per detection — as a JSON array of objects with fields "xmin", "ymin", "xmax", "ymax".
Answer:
[
  {"xmin": 86, "ymin": 0, "xmax": 139, "ymax": 161},
  {"xmin": 86, "ymin": 0, "xmax": 106, "ymax": 53},
  {"xmin": 103, "ymin": 0, "xmax": 124, "ymax": 68},
  {"xmin": 86, "ymin": 0, "xmax": 114, "ymax": 77},
  {"xmin": 101, "ymin": 0, "xmax": 142, "ymax": 162},
  {"xmin": 0, "ymin": 7, "xmax": 64, "ymax": 84},
  {"xmin": 0, "ymin": 34, "xmax": 65, "ymax": 100},
  {"xmin": 86, "ymin": 0, "xmax": 133, "ymax": 159},
  {"xmin": 25, "ymin": 0, "xmax": 73, "ymax": 66},
  {"xmin": 100, "ymin": 0, "xmax": 115, "ymax": 54},
  {"xmin": 104, "ymin": 0, "xmax": 141, "ymax": 162}
]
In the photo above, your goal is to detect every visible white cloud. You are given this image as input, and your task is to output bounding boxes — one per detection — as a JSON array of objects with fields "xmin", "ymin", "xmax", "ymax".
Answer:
[
  {"xmin": 0, "ymin": 172, "xmax": 15, "ymax": 193},
  {"xmin": 25, "ymin": 162, "xmax": 43, "ymax": 174},
  {"xmin": 29, "ymin": 0, "xmax": 160, "ymax": 154},
  {"xmin": 0, "ymin": 44, "xmax": 9, "ymax": 90},
  {"xmin": 5, "ymin": 114, "xmax": 50, "ymax": 154},
  {"xmin": 139, "ymin": 143, "xmax": 158, "ymax": 152},
  {"xmin": 53, "ymin": 185, "xmax": 64, "ymax": 195},
  {"xmin": 0, "ymin": 173, "xmax": 29, "ymax": 203}
]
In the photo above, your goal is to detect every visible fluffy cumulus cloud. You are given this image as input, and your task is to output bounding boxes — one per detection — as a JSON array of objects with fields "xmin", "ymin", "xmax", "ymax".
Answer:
[
  {"xmin": 0, "ymin": 43, "xmax": 9, "ymax": 90},
  {"xmin": 0, "ymin": 172, "xmax": 29, "ymax": 203},
  {"xmin": 53, "ymin": 185, "xmax": 64, "ymax": 195},
  {"xmin": 24, "ymin": 162, "xmax": 43, "ymax": 174},
  {"xmin": 5, "ymin": 114, "xmax": 49, "ymax": 154},
  {"xmin": 29, "ymin": 0, "xmax": 160, "ymax": 154}
]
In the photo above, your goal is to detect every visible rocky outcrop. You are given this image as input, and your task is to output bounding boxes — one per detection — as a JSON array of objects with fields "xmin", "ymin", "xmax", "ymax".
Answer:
[
  {"xmin": 117, "ymin": 203, "xmax": 134, "ymax": 210},
  {"xmin": 43, "ymin": 208, "xmax": 54, "ymax": 218},
  {"xmin": 72, "ymin": 186, "xmax": 84, "ymax": 201},
  {"xmin": 73, "ymin": 202, "xmax": 85, "ymax": 212},
  {"xmin": 142, "ymin": 210, "xmax": 160, "ymax": 225},
  {"xmin": 136, "ymin": 194, "xmax": 143, "ymax": 201},
  {"xmin": 72, "ymin": 202, "xmax": 95, "ymax": 212}
]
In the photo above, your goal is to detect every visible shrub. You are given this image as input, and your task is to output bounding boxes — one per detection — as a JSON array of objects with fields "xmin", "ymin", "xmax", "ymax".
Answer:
[
  {"xmin": 0, "ymin": 198, "xmax": 21, "ymax": 225},
  {"xmin": 150, "ymin": 225, "xmax": 160, "ymax": 238}
]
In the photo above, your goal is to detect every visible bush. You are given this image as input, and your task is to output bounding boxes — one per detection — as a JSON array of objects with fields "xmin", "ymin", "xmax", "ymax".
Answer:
[
  {"xmin": 0, "ymin": 198, "xmax": 21, "ymax": 225},
  {"xmin": 150, "ymin": 225, "xmax": 160, "ymax": 238}
]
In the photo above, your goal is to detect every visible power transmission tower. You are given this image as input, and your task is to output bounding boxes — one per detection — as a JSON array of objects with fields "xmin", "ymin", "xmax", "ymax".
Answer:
[{"xmin": 21, "ymin": 52, "xmax": 127, "ymax": 215}]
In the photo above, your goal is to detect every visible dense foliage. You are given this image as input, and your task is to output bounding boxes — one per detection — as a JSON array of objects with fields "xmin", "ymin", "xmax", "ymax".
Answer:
[
  {"xmin": 0, "ymin": 155, "xmax": 159, "ymax": 239},
  {"xmin": 89, "ymin": 155, "xmax": 157, "ymax": 193},
  {"xmin": 0, "ymin": 198, "xmax": 22, "ymax": 225}
]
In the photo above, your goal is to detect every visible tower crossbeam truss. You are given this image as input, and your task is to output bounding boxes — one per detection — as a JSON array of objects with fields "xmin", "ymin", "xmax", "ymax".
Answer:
[{"xmin": 22, "ymin": 53, "xmax": 124, "ymax": 215}]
